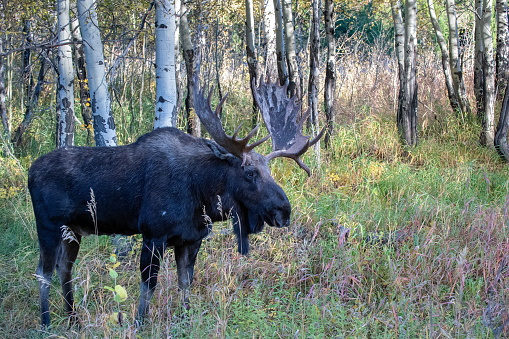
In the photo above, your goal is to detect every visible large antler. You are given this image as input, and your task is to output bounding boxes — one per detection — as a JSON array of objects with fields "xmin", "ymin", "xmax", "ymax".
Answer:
[
  {"xmin": 253, "ymin": 78, "xmax": 325, "ymax": 176},
  {"xmin": 193, "ymin": 80, "xmax": 270, "ymax": 161}
]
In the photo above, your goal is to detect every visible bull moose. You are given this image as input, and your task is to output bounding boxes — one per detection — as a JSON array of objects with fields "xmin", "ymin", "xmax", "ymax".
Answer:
[{"xmin": 28, "ymin": 79, "xmax": 324, "ymax": 327}]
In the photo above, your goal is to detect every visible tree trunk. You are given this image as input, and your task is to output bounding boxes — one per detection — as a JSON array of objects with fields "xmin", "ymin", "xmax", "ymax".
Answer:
[
  {"xmin": 393, "ymin": 0, "xmax": 418, "ymax": 147},
  {"xmin": 428, "ymin": 0, "xmax": 460, "ymax": 114},
  {"xmin": 0, "ymin": 37, "xmax": 8, "ymax": 139},
  {"xmin": 71, "ymin": 15, "xmax": 93, "ymax": 145},
  {"xmin": 391, "ymin": 1, "xmax": 405, "ymax": 135},
  {"xmin": 246, "ymin": 0, "xmax": 259, "ymax": 126},
  {"xmin": 323, "ymin": 0, "xmax": 335, "ymax": 148},
  {"xmin": 22, "ymin": 19, "xmax": 33, "ymax": 110},
  {"xmin": 282, "ymin": 0, "xmax": 300, "ymax": 99},
  {"xmin": 474, "ymin": 0, "xmax": 484, "ymax": 124},
  {"xmin": 496, "ymin": 0, "xmax": 509, "ymax": 99},
  {"xmin": 77, "ymin": 0, "xmax": 117, "ymax": 147},
  {"xmin": 214, "ymin": 15, "xmax": 224, "ymax": 117},
  {"xmin": 175, "ymin": 0, "xmax": 183, "ymax": 120},
  {"xmin": 308, "ymin": 0, "xmax": 320, "ymax": 137},
  {"xmin": 445, "ymin": 0, "xmax": 471, "ymax": 118},
  {"xmin": 57, "ymin": 0, "xmax": 75, "ymax": 148},
  {"xmin": 480, "ymin": 0, "xmax": 495, "ymax": 147},
  {"xmin": 263, "ymin": 0, "xmax": 277, "ymax": 80},
  {"xmin": 180, "ymin": 2, "xmax": 199, "ymax": 136},
  {"xmin": 11, "ymin": 55, "xmax": 46, "ymax": 148},
  {"xmin": 154, "ymin": 0, "xmax": 177, "ymax": 129},
  {"xmin": 273, "ymin": 0, "xmax": 288, "ymax": 86},
  {"xmin": 495, "ymin": 79, "xmax": 509, "ymax": 159}
]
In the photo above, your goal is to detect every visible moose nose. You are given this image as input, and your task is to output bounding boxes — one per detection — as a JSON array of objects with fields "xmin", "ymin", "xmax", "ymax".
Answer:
[{"xmin": 272, "ymin": 204, "xmax": 291, "ymax": 228}]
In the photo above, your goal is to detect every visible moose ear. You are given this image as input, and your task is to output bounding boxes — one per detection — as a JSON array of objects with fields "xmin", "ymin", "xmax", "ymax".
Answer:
[{"xmin": 203, "ymin": 139, "xmax": 237, "ymax": 163}]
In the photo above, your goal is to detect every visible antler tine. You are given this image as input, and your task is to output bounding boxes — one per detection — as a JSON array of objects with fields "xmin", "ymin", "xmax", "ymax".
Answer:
[
  {"xmin": 194, "ymin": 80, "xmax": 269, "ymax": 160},
  {"xmin": 215, "ymin": 93, "xmax": 229, "ymax": 116},
  {"xmin": 309, "ymin": 126, "xmax": 326, "ymax": 147}
]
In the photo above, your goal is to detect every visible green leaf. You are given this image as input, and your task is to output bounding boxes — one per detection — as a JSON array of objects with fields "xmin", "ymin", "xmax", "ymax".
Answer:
[
  {"xmin": 109, "ymin": 268, "xmax": 118, "ymax": 279},
  {"xmin": 115, "ymin": 285, "xmax": 128, "ymax": 301},
  {"xmin": 104, "ymin": 286, "xmax": 115, "ymax": 292}
]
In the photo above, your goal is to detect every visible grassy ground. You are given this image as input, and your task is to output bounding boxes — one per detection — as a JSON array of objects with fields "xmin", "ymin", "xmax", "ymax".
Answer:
[{"xmin": 1, "ymin": 109, "xmax": 509, "ymax": 338}]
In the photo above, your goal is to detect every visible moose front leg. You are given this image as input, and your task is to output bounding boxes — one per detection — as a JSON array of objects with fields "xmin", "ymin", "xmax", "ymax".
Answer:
[
  {"xmin": 136, "ymin": 238, "xmax": 166, "ymax": 324},
  {"xmin": 174, "ymin": 240, "xmax": 202, "ymax": 310}
]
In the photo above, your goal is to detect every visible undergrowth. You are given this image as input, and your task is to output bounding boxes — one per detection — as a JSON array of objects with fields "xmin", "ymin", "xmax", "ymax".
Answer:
[
  {"xmin": 1, "ymin": 109, "xmax": 509, "ymax": 338},
  {"xmin": 1, "ymin": 44, "xmax": 509, "ymax": 337}
]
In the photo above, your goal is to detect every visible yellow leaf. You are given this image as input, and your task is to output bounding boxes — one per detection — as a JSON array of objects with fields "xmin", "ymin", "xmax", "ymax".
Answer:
[{"xmin": 115, "ymin": 285, "xmax": 128, "ymax": 301}]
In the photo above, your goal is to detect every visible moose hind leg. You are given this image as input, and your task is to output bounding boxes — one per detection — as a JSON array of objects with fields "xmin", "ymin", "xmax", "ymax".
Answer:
[
  {"xmin": 175, "ymin": 240, "xmax": 202, "ymax": 310},
  {"xmin": 56, "ymin": 231, "xmax": 82, "ymax": 325},
  {"xmin": 136, "ymin": 238, "xmax": 166, "ymax": 324},
  {"xmin": 36, "ymin": 225, "xmax": 62, "ymax": 328}
]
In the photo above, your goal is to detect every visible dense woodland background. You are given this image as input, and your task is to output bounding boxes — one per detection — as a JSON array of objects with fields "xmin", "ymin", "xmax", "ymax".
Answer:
[{"xmin": 2, "ymin": 0, "xmax": 509, "ymax": 337}]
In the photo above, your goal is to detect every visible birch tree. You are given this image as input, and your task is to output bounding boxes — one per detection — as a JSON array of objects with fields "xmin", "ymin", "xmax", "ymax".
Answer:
[
  {"xmin": 263, "ymin": 0, "xmax": 277, "ymax": 79},
  {"xmin": 474, "ymin": 0, "xmax": 484, "ymax": 121},
  {"xmin": 70, "ymin": 16, "xmax": 93, "ymax": 145},
  {"xmin": 323, "ymin": 0, "xmax": 335, "ymax": 148},
  {"xmin": 307, "ymin": 0, "xmax": 320, "ymax": 154},
  {"xmin": 496, "ymin": 0, "xmax": 509, "ymax": 98},
  {"xmin": 77, "ymin": 0, "xmax": 117, "ymax": 147},
  {"xmin": 392, "ymin": 0, "xmax": 418, "ymax": 146},
  {"xmin": 495, "ymin": 81, "xmax": 509, "ymax": 159},
  {"xmin": 180, "ymin": 1, "xmax": 200, "ymax": 136},
  {"xmin": 175, "ymin": 0, "xmax": 183, "ymax": 118},
  {"xmin": 57, "ymin": 0, "xmax": 75, "ymax": 148},
  {"xmin": 445, "ymin": 0, "xmax": 470, "ymax": 117},
  {"xmin": 246, "ymin": 0, "xmax": 259, "ymax": 126},
  {"xmin": 427, "ymin": 0, "xmax": 459, "ymax": 114},
  {"xmin": 154, "ymin": 0, "xmax": 177, "ymax": 129},
  {"xmin": 273, "ymin": 0, "xmax": 288, "ymax": 86},
  {"xmin": 495, "ymin": 0, "xmax": 509, "ymax": 156},
  {"xmin": 480, "ymin": 0, "xmax": 495, "ymax": 147},
  {"xmin": 0, "ymin": 37, "xmax": 8, "ymax": 139},
  {"xmin": 282, "ymin": 0, "xmax": 300, "ymax": 98}
]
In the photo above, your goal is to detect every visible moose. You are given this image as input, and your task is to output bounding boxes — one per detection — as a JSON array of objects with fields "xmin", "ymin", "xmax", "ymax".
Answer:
[{"xmin": 28, "ymin": 79, "xmax": 323, "ymax": 327}]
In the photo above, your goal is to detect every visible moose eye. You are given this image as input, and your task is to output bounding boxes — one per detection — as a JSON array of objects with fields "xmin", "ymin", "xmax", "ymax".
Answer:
[{"xmin": 246, "ymin": 170, "xmax": 255, "ymax": 180}]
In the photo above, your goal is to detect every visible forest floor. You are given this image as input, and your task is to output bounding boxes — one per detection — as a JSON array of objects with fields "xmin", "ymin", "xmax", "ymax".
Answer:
[{"xmin": 1, "ymin": 111, "xmax": 509, "ymax": 338}]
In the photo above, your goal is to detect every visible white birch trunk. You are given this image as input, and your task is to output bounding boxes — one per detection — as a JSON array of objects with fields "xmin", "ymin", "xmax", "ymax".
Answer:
[
  {"xmin": 392, "ymin": 0, "xmax": 418, "ymax": 146},
  {"xmin": 246, "ymin": 0, "xmax": 258, "ymax": 85},
  {"xmin": 282, "ymin": 0, "xmax": 300, "ymax": 98},
  {"xmin": 174, "ymin": 0, "xmax": 183, "ymax": 118},
  {"xmin": 428, "ymin": 0, "xmax": 460, "ymax": 113},
  {"xmin": 308, "ymin": 0, "xmax": 321, "ymax": 157},
  {"xmin": 445, "ymin": 0, "xmax": 470, "ymax": 116},
  {"xmin": 323, "ymin": 0, "xmax": 335, "ymax": 148},
  {"xmin": 154, "ymin": 0, "xmax": 177, "ymax": 129},
  {"xmin": 496, "ymin": 0, "xmax": 509, "ymax": 96},
  {"xmin": 263, "ymin": 0, "xmax": 277, "ymax": 80},
  {"xmin": 474, "ymin": 0, "xmax": 484, "ymax": 120},
  {"xmin": 180, "ymin": 2, "xmax": 200, "ymax": 136},
  {"xmin": 57, "ymin": 0, "xmax": 75, "ymax": 147},
  {"xmin": 403, "ymin": 0, "xmax": 418, "ymax": 146},
  {"xmin": 0, "ymin": 37, "xmax": 8, "ymax": 138},
  {"xmin": 391, "ymin": 1, "xmax": 405, "ymax": 133},
  {"xmin": 273, "ymin": 0, "xmax": 288, "ymax": 85},
  {"xmin": 481, "ymin": 0, "xmax": 495, "ymax": 146},
  {"xmin": 77, "ymin": 0, "xmax": 117, "ymax": 147},
  {"xmin": 246, "ymin": 0, "xmax": 259, "ymax": 126}
]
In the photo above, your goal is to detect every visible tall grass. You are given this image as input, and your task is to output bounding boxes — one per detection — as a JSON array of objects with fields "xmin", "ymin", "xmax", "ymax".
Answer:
[{"xmin": 1, "ymin": 42, "xmax": 509, "ymax": 338}]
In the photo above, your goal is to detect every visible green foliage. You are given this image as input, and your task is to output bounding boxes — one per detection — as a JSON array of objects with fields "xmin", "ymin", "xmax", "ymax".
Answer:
[{"xmin": 336, "ymin": 2, "xmax": 388, "ymax": 45}]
